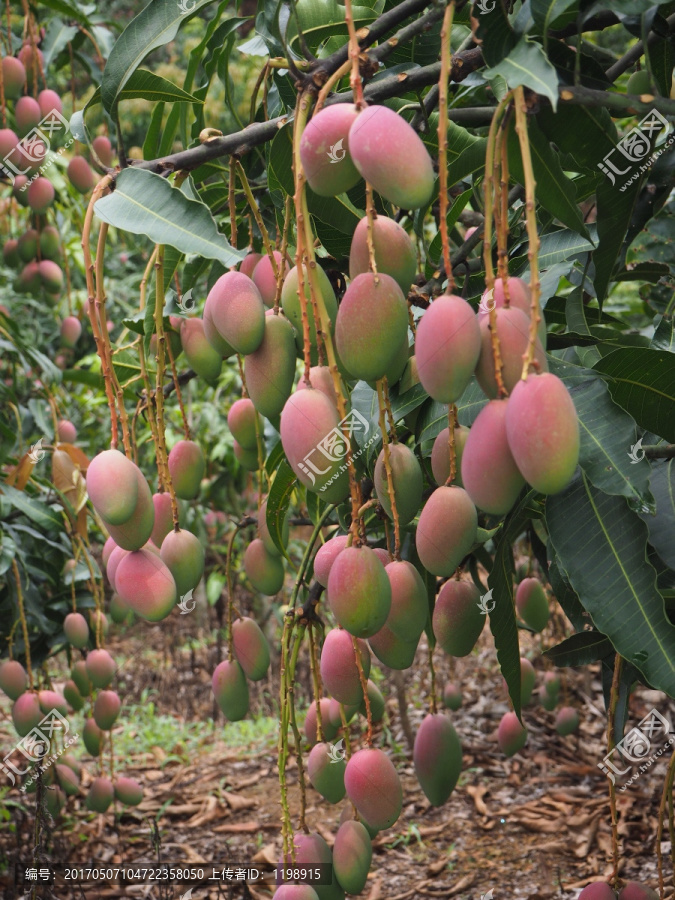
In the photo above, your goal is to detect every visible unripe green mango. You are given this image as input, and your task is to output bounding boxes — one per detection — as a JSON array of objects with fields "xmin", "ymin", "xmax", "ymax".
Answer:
[
  {"xmin": 244, "ymin": 538, "xmax": 285, "ymax": 595},
  {"xmin": 432, "ymin": 578, "xmax": 484, "ymax": 657},
  {"xmin": 234, "ymin": 440, "xmax": 259, "ymax": 471},
  {"xmin": 335, "ymin": 272, "xmax": 408, "ymax": 382},
  {"xmin": 345, "ymin": 748, "xmax": 402, "ymax": 831},
  {"xmin": 39, "ymin": 259, "xmax": 63, "ymax": 295},
  {"xmin": 67, "ymin": 155, "xmax": 95, "ymax": 194},
  {"xmin": 18, "ymin": 228, "xmax": 38, "ymax": 263},
  {"xmin": 327, "ymin": 545, "xmax": 391, "ymax": 638},
  {"xmin": 259, "ymin": 498, "xmax": 290, "ymax": 557},
  {"xmin": 368, "ymin": 623, "xmax": 418, "ymax": 669},
  {"xmin": 114, "ymin": 776, "xmax": 143, "ymax": 806},
  {"xmin": 0, "ymin": 659, "xmax": 28, "ymax": 700},
  {"xmin": 415, "ymin": 294, "xmax": 481, "ymax": 403},
  {"xmin": 304, "ymin": 698, "xmax": 339, "ymax": 745},
  {"xmin": 12, "ymin": 692, "xmax": 42, "ymax": 737},
  {"xmin": 374, "ymin": 442, "xmax": 423, "ymax": 526},
  {"xmin": 475, "ymin": 306, "xmax": 548, "ymax": 398},
  {"xmin": 232, "ymin": 616, "xmax": 270, "ymax": 681},
  {"xmin": 115, "ymin": 549, "xmax": 177, "ymax": 622},
  {"xmin": 105, "ymin": 468, "xmax": 155, "ymax": 552},
  {"xmin": 505, "ymin": 373, "xmax": 580, "ymax": 494},
  {"xmin": 320, "ymin": 628, "xmax": 370, "ymax": 706},
  {"xmin": 578, "ymin": 884, "xmax": 617, "ymax": 900},
  {"xmin": 83, "ymin": 717, "xmax": 104, "ymax": 756},
  {"xmin": 56, "ymin": 763, "xmax": 80, "ymax": 795},
  {"xmin": 109, "ymin": 592, "xmax": 134, "ymax": 625},
  {"xmin": 520, "ymin": 657, "xmax": 536, "ymax": 706},
  {"xmin": 349, "ymin": 215, "xmax": 416, "ymax": 295},
  {"xmin": 63, "ymin": 680, "xmax": 84, "ymax": 711},
  {"xmin": 180, "ymin": 317, "xmax": 222, "ymax": 385},
  {"xmin": 286, "ymin": 832, "xmax": 344, "ymax": 900},
  {"xmin": 150, "ymin": 493, "xmax": 173, "ymax": 548},
  {"xmin": 431, "ymin": 426, "xmax": 469, "ymax": 487},
  {"xmin": 515, "ymin": 578, "xmax": 549, "ymax": 632},
  {"xmin": 27, "ymin": 176, "xmax": 54, "ymax": 214},
  {"xmin": 86, "ymin": 449, "xmax": 139, "ymax": 525},
  {"xmin": 85, "ymin": 649, "xmax": 115, "ymax": 689},
  {"xmin": 443, "ymin": 682, "xmax": 462, "ymax": 711},
  {"xmin": 205, "ymin": 271, "xmax": 265, "ymax": 354},
  {"xmin": 3, "ymin": 238, "xmax": 20, "ymax": 268},
  {"xmin": 2, "ymin": 57, "xmax": 25, "ymax": 99},
  {"xmin": 384, "ymin": 559, "xmax": 428, "ymax": 642},
  {"xmin": 555, "ymin": 705, "xmax": 580, "ymax": 736},
  {"xmin": 349, "ymin": 105, "xmax": 434, "ymax": 210},
  {"xmin": 212, "ymin": 659, "xmax": 249, "ymax": 721},
  {"xmin": 626, "ymin": 70, "xmax": 653, "ymax": 95},
  {"xmin": 227, "ymin": 398, "xmax": 261, "ymax": 451},
  {"xmin": 413, "ymin": 712, "xmax": 462, "ymax": 806},
  {"xmin": 168, "ymin": 439, "xmax": 205, "ymax": 501},
  {"xmin": 497, "ymin": 711, "xmax": 527, "ymax": 756},
  {"xmin": 160, "ymin": 528, "xmax": 204, "ymax": 598},
  {"xmin": 93, "ymin": 689, "xmax": 121, "ymax": 730},
  {"xmin": 333, "ymin": 820, "xmax": 372, "ymax": 895},
  {"xmin": 64, "ymin": 612, "xmax": 89, "ymax": 649},
  {"xmin": 86, "ymin": 776, "xmax": 114, "ymax": 813},
  {"xmin": 461, "ymin": 399, "xmax": 525, "ymax": 515},
  {"xmin": 281, "ymin": 264, "xmax": 337, "ymax": 364},
  {"xmin": 244, "ymin": 312, "xmax": 296, "ymax": 419},
  {"xmin": 203, "ymin": 301, "xmax": 235, "ymax": 357},
  {"xmin": 358, "ymin": 679, "xmax": 385, "ymax": 723},
  {"xmin": 307, "ymin": 741, "xmax": 347, "ymax": 803},
  {"xmin": 40, "ymin": 225, "xmax": 61, "ymax": 261},
  {"xmin": 416, "ymin": 486, "xmax": 477, "ymax": 577},
  {"xmin": 300, "ymin": 103, "xmax": 361, "ymax": 197},
  {"xmin": 71, "ymin": 661, "xmax": 91, "ymax": 697}
]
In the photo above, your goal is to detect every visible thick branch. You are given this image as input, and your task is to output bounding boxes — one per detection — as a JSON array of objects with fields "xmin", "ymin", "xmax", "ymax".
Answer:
[
  {"xmin": 644, "ymin": 444, "xmax": 675, "ymax": 460},
  {"xmin": 559, "ymin": 84, "xmax": 675, "ymax": 117},
  {"xmin": 605, "ymin": 13, "xmax": 675, "ymax": 83}
]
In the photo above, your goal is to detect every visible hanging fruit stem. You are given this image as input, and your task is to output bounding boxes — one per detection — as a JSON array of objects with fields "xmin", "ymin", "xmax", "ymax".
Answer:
[
  {"xmin": 287, "ymin": 622, "xmax": 308, "ymax": 833},
  {"xmin": 228, "ymin": 156, "xmax": 238, "ymax": 252},
  {"xmin": 606, "ymin": 653, "xmax": 622, "ymax": 888},
  {"xmin": 344, "ymin": 0, "xmax": 365, "ymax": 109},
  {"xmin": 352, "ymin": 634, "xmax": 372, "ymax": 745},
  {"xmin": 445, "ymin": 403, "xmax": 458, "ymax": 486},
  {"xmin": 437, "ymin": 1, "xmax": 455, "ymax": 294},
  {"xmin": 498, "ymin": 117, "xmax": 511, "ymax": 306},
  {"xmin": 377, "ymin": 378, "xmax": 401, "ymax": 559},
  {"xmin": 513, "ymin": 86, "xmax": 542, "ymax": 380},
  {"xmin": 365, "ymin": 182, "xmax": 379, "ymax": 279},
  {"xmin": 12, "ymin": 559, "xmax": 33, "ymax": 690},
  {"xmin": 235, "ymin": 159, "xmax": 278, "ymax": 281}
]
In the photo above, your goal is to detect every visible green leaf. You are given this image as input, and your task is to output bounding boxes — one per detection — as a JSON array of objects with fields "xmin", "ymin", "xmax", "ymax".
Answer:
[
  {"xmin": 94, "ymin": 169, "xmax": 244, "ymax": 268},
  {"xmin": 416, "ymin": 379, "xmax": 488, "ymax": 446},
  {"xmin": 427, "ymin": 190, "xmax": 473, "ymax": 267},
  {"xmin": 545, "ymin": 631, "xmax": 614, "ymax": 667},
  {"xmin": 507, "ymin": 119, "xmax": 590, "ymax": 239},
  {"xmin": 547, "ymin": 472, "xmax": 675, "ymax": 696},
  {"xmin": 510, "ymin": 228, "xmax": 596, "ymax": 276},
  {"xmin": 593, "ymin": 178, "xmax": 642, "ymax": 305},
  {"xmin": 593, "ymin": 349, "xmax": 675, "ymax": 443},
  {"xmin": 484, "ymin": 37, "xmax": 559, "ymax": 110},
  {"xmin": 548, "ymin": 555, "xmax": 587, "ymax": 631},
  {"xmin": 651, "ymin": 315, "xmax": 675, "ymax": 353},
  {"xmin": 1, "ymin": 485, "xmax": 63, "ymax": 532},
  {"xmin": 266, "ymin": 460, "xmax": 297, "ymax": 558},
  {"xmin": 206, "ymin": 571, "xmax": 226, "ymax": 606},
  {"xmin": 487, "ymin": 489, "xmax": 545, "ymax": 721},
  {"xmin": 89, "ymin": 70, "xmax": 202, "ymax": 110},
  {"xmin": 640, "ymin": 460, "xmax": 675, "ymax": 570},
  {"xmin": 101, "ymin": 0, "xmax": 218, "ymax": 114},
  {"xmin": 531, "ymin": 0, "xmax": 579, "ymax": 32},
  {"xmin": 37, "ymin": 0, "xmax": 92, "ymax": 25},
  {"xmin": 42, "ymin": 19, "xmax": 79, "ymax": 68},
  {"xmin": 471, "ymin": 0, "xmax": 517, "ymax": 67},
  {"xmin": 537, "ymin": 104, "xmax": 616, "ymax": 174}
]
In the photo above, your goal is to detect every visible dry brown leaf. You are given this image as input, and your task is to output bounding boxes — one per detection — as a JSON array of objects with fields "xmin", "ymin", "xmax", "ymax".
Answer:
[
  {"xmin": 223, "ymin": 790, "xmax": 257, "ymax": 811},
  {"xmin": 252, "ymin": 844, "xmax": 278, "ymax": 866},
  {"xmin": 465, "ymin": 784, "xmax": 490, "ymax": 815},
  {"xmin": 367, "ymin": 877, "xmax": 383, "ymax": 900},
  {"xmin": 212, "ymin": 821, "xmax": 263, "ymax": 833}
]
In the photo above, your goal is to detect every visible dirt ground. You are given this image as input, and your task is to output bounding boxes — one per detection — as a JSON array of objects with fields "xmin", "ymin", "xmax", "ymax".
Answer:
[{"xmin": 1, "ymin": 596, "xmax": 674, "ymax": 900}]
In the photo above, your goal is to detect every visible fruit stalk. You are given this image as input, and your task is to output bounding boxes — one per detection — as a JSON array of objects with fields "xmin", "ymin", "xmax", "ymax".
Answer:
[
  {"xmin": 277, "ymin": 612, "xmax": 295, "ymax": 860},
  {"xmin": 513, "ymin": 87, "xmax": 542, "ymax": 380},
  {"xmin": 164, "ymin": 330, "xmax": 191, "ymax": 441},
  {"xmin": 365, "ymin": 182, "xmax": 379, "ymax": 279},
  {"xmin": 428, "ymin": 643, "xmax": 437, "ymax": 714},
  {"xmin": 11, "ymin": 559, "xmax": 33, "ymax": 690},
  {"xmin": 446, "ymin": 404, "xmax": 457, "ymax": 485},
  {"xmin": 607, "ymin": 653, "xmax": 622, "ymax": 887},
  {"xmin": 228, "ymin": 156, "xmax": 237, "ymax": 251},
  {"xmin": 344, "ymin": 0, "xmax": 365, "ymax": 109},
  {"xmin": 288, "ymin": 624, "xmax": 308, "ymax": 832},
  {"xmin": 308, "ymin": 623, "xmax": 324, "ymax": 743},
  {"xmin": 498, "ymin": 121, "xmax": 511, "ymax": 305},
  {"xmin": 235, "ymin": 159, "xmax": 279, "ymax": 282},
  {"xmin": 437, "ymin": 1, "xmax": 455, "ymax": 293},
  {"xmin": 352, "ymin": 633, "xmax": 373, "ymax": 745},
  {"xmin": 377, "ymin": 378, "xmax": 401, "ymax": 558}
]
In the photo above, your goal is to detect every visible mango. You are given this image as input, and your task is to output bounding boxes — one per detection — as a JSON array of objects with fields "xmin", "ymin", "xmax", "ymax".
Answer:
[
  {"xmin": 374, "ymin": 442, "xmax": 422, "ymax": 526},
  {"xmin": 0, "ymin": 659, "xmax": 28, "ymax": 700},
  {"xmin": 280, "ymin": 389, "xmax": 350, "ymax": 503},
  {"xmin": 67, "ymin": 155, "xmax": 95, "ymax": 193},
  {"xmin": 349, "ymin": 105, "xmax": 434, "ymax": 209},
  {"xmin": 92, "ymin": 135, "xmax": 114, "ymax": 167},
  {"xmin": 286, "ymin": 832, "xmax": 344, "ymax": 900},
  {"xmin": 86, "ymin": 449, "xmax": 139, "ymax": 525},
  {"xmin": 86, "ymin": 649, "xmax": 115, "ymax": 689},
  {"xmin": 461, "ymin": 399, "xmax": 525, "ymax": 515},
  {"xmin": 63, "ymin": 680, "xmax": 84, "ymax": 711},
  {"xmin": 432, "ymin": 578, "xmax": 483, "ymax": 657},
  {"xmin": 320, "ymin": 629, "xmax": 370, "ymax": 706},
  {"xmin": 234, "ymin": 440, "xmax": 259, "ymax": 471},
  {"xmin": 544, "ymin": 671, "xmax": 561, "ymax": 699},
  {"xmin": 619, "ymin": 885, "xmax": 658, "ymax": 900},
  {"xmin": 40, "ymin": 225, "xmax": 61, "ymax": 260},
  {"xmin": 350, "ymin": 214, "xmax": 417, "ymax": 294},
  {"xmin": 430, "ymin": 426, "xmax": 469, "ymax": 486},
  {"xmin": 274, "ymin": 888, "xmax": 320, "ymax": 900},
  {"xmin": 39, "ymin": 259, "xmax": 63, "ymax": 295},
  {"xmin": 240, "ymin": 252, "xmax": 262, "ymax": 278},
  {"xmin": 167, "ymin": 439, "xmax": 205, "ymax": 500},
  {"xmin": 384, "ymin": 559, "xmax": 428, "ymax": 642},
  {"xmin": 12, "ymin": 692, "xmax": 42, "ymax": 737},
  {"xmin": 203, "ymin": 300, "xmax": 235, "ymax": 357},
  {"xmin": 37, "ymin": 88, "xmax": 62, "ymax": 117},
  {"xmin": 579, "ymin": 885, "xmax": 617, "ymax": 900},
  {"xmin": 368, "ymin": 624, "xmax": 418, "ymax": 669},
  {"xmin": 443, "ymin": 682, "xmax": 462, "ymax": 711},
  {"xmin": 515, "ymin": 578, "xmax": 549, "ymax": 632},
  {"xmin": 15, "ymin": 95, "xmax": 41, "ymax": 137},
  {"xmin": 86, "ymin": 776, "xmax": 114, "ymax": 813},
  {"xmin": 27, "ymin": 176, "xmax": 54, "ymax": 214},
  {"xmin": 228, "ymin": 397, "xmax": 260, "ymax": 451},
  {"xmin": 71, "ymin": 661, "xmax": 91, "ymax": 697},
  {"xmin": 180, "ymin": 317, "xmax": 222, "ymax": 385},
  {"xmin": 300, "ymin": 103, "xmax": 361, "ymax": 197},
  {"xmin": 327, "ymin": 545, "xmax": 391, "ymax": 638},
  {"xmin": 114, "ymin": 776, "xmax": 143, "ymax": 806},
  {"xmin": 232, "ymin": 616, "xmax": 270, "ymax": 681},
  {"xmin": 3, "ymin": 238, "xmax": 20, "ymax": 268},
  {"xmin": 150, "ymin": 493, "xmax": 173, "ymax": 547},
  {"xmin": 253, "ymin": 251, "xmax": 289, "ymax": 307},
  {"xmin": 475, "ymin": 306, "xmax": 548, "ymax": 399},
  {"xmin": 115, "ymin": 548, "xmax": 177, "ymax": 621},
  {"xmin": 304, "ymin": 698, "xmax": 339, "ymax": 745},
  {"xmin": 64, "ymin": 612, "xmax": 89, "ymax": 649},
  {"xmin": 55, "ymin": 764, "xmax": 80, "ymax": 795},
  {"xmin": 520, "ymin": 657, "xmax": 536, "ymax": 706},
  {"xmin": 18, "ymin": 229, "xmax": 38, "ymax": 263},
  {"xmin": 244, "ymin": 312, "xmax": 296, "ymax": 418},
  {"xmin": 416, "ymin": 486, "xmax": 477, "ymax": 576},
  {"xmin": 345, "ymin": 748, "xmax": 402, "ymax": 830},
  {"xmin": 56, "ymin": 419, "xmax": 77, "ymax": 443},
  {"xmin": 335, "ymin": 272, "xmax": 408, "ymax": 382},
  {"xmin": 373, "ymin": 330, "xmax": 410, "ymax": 390},
  {"xmin": 244, "ymin": 538, "xmax": 285, "ymax": 595},
  {"xmin": 212, "ymin": 659, "xmax": 249, "ymax": 721},
  {"xmin": 281, "ymin": 264, "xmax": 338, "ymax": 363},
  {"xmin": 333, "ymin": 819, "xmax": 372, "ymax": 895},
  {"xmin": 259, "ymin": 497, "xmax": 290, "ymax": 557},
  {"xmin": 555, "ymin": 705, "xmax": 580, "ymax": 736},
  {"xmin": 83, "ymin": 717, "xmax": 104, "ymax": 756},
  {"xmin": 109, "ymin": 592, "xmax": 134, "ymax": 625},
  {"xmin": 416, "ymin": 294, "xmax": 481, "ymax": 403},
  {"xmin": 308, "ymin": 741, "xmax": 347, "ymax": 803},
  {"xmin": 160, "ymin": 528, "xmax": 204, "ymax": 597},
  {"xmin": 2, "ymin": 57, "xmax": 25, "ymax": 99},
  {"xmin": 106, "ymin": 545, "xmax": 128, "ymax": 591},
  {"xmin": 497, "ymin": 711, "xmax": 527, "ymax": 756},
  {"xmin": 359, "ymin": 679, "xmax": 385, "ymax": 723},
  {"xmin": 295, "ymin": 365, "xmax": 338, "ymax": 405},
  {"xmin": 93, "ymin": 689, "xmax": 121, "ymax": 730},
  {"xmin": 89, "ymin": 609, "xmax": 109, "ymax": 639},
  {"xmin": 60, "ymin": 317, "xmax": 82, "ymax": 349},
  {"xmin": 13, "ymin": 175, "xmax": 30, "ymax": 206},
  {"xmin": 38, "ymin": 689, "xmax": 68, "ymax": 717},
  {"xmin": 505, "ymin": 373, "xmax": 580, "ymax": 494},
  {"xmin": 479, "ymin": 276, "xmax": 546, "ymax": 347},
  {"xmin": 314, "ymin": 534, "xmax": 349, "ymax": 587},
  {"xmin": 205, "ymin": 271, "xmax": 265, "ymax": 354},
  {"xmin": 413, "ymin": 712, "xmax": 462, "ymax": 806},
  {"xmin": 105, "ymin": 467, "xmax": 155, "ymax": 552}
]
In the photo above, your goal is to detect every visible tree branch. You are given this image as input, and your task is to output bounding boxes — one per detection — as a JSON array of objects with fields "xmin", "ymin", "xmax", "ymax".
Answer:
[
  {"xmin": 559, "ymin": 84, "xmax": 675, "ymax": 117},
  {"xmin": 605, "ymin": 13, "xmax": 675, "ymax": 83},
  {"xmin": 644, "ymin": 444, "xmax": 675, "ymax": 460}
]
